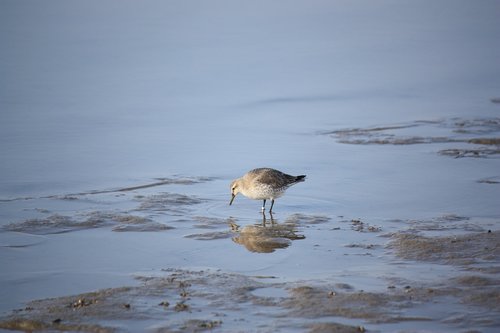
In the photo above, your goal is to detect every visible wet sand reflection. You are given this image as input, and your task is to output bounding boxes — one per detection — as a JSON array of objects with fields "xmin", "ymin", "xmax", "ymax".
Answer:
[{"xmin": 232, "ymin": 213, "xmax": 305, "ymax": 253}]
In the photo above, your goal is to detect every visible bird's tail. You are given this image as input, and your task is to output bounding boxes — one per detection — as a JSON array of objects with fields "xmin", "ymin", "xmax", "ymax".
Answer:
[{"xmin": 295, "ymin": 175, "xmax": 306, "ymax": 182}]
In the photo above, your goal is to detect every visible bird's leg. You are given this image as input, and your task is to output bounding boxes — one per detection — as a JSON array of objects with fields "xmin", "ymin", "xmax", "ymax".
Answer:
[
  {"xmin": 269, "ymin": 211, "xmax": 275, "ymax": 224},
  {"xmin": 262, "ymin": 199, "xmax": 266, "ymax": 212},
  {"xmin": 261, "ymin": 211, "xmax": 267, "ymax": 225},
  {"xmin": 269, "ymin": 199, "xmax": 275, "ymax": 213}
]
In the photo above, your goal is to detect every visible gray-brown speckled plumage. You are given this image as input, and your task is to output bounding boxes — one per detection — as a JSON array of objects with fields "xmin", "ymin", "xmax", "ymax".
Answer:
[{"xmin": 229, "ymin": 168, "xmax": 306, "ymax": 212}]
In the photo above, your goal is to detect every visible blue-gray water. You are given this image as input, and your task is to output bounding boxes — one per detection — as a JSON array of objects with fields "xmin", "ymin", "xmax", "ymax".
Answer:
[{"xmin": 1, "ymin": 1, "xmax": 500, "ymax": 332}]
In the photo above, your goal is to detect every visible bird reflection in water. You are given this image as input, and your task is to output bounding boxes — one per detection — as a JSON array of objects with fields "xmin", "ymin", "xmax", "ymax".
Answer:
[{"xmin": 231, "ymin": 213, "xmax": 305, "ymax": 253}]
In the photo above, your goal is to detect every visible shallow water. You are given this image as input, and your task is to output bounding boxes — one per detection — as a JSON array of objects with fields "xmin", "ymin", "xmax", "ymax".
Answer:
[{"xmin": 1, "ymin": 0, "xmax": 500, "ymax": 332}]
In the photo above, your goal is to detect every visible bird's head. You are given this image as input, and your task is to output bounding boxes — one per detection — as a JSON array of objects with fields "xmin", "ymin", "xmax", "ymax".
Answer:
[{"xmin": 229, "ymin": 179, "xmax": 241, "ymax": 205}]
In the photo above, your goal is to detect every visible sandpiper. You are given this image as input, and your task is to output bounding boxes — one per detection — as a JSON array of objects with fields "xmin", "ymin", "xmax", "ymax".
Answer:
[{"xmin": 229, "ymin": 168, "xmax": 306, "ymax": 212}]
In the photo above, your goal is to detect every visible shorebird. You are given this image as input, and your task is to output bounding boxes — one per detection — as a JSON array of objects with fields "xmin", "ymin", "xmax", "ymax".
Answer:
[{"xmin": 229, "ymin": 168, "xmax": 306, "ymax": 212}]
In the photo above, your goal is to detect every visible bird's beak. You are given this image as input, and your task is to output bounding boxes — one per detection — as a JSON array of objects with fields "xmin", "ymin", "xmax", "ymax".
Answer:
[{"xmin": 229, "ymin": 194, "xmax": 235, "ymax": 206}]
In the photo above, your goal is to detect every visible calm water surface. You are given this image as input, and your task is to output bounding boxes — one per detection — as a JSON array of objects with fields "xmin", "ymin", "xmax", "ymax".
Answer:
[{"xmin": 1, "ymin": 1, "xmax": 499, "ymax": 331}]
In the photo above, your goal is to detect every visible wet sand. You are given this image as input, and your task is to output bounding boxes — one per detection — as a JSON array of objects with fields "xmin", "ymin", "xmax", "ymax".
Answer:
[
  {"xmin": 1, "ymin": 1, "xmax": 500, "ymax": 332},
  {"xmin": 1, "ymin": 116, "xmax": 499, "ymax": 332},
  {"xmin": 1, "ymin": 229, "xmax": 498, "ymax": 332}
]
